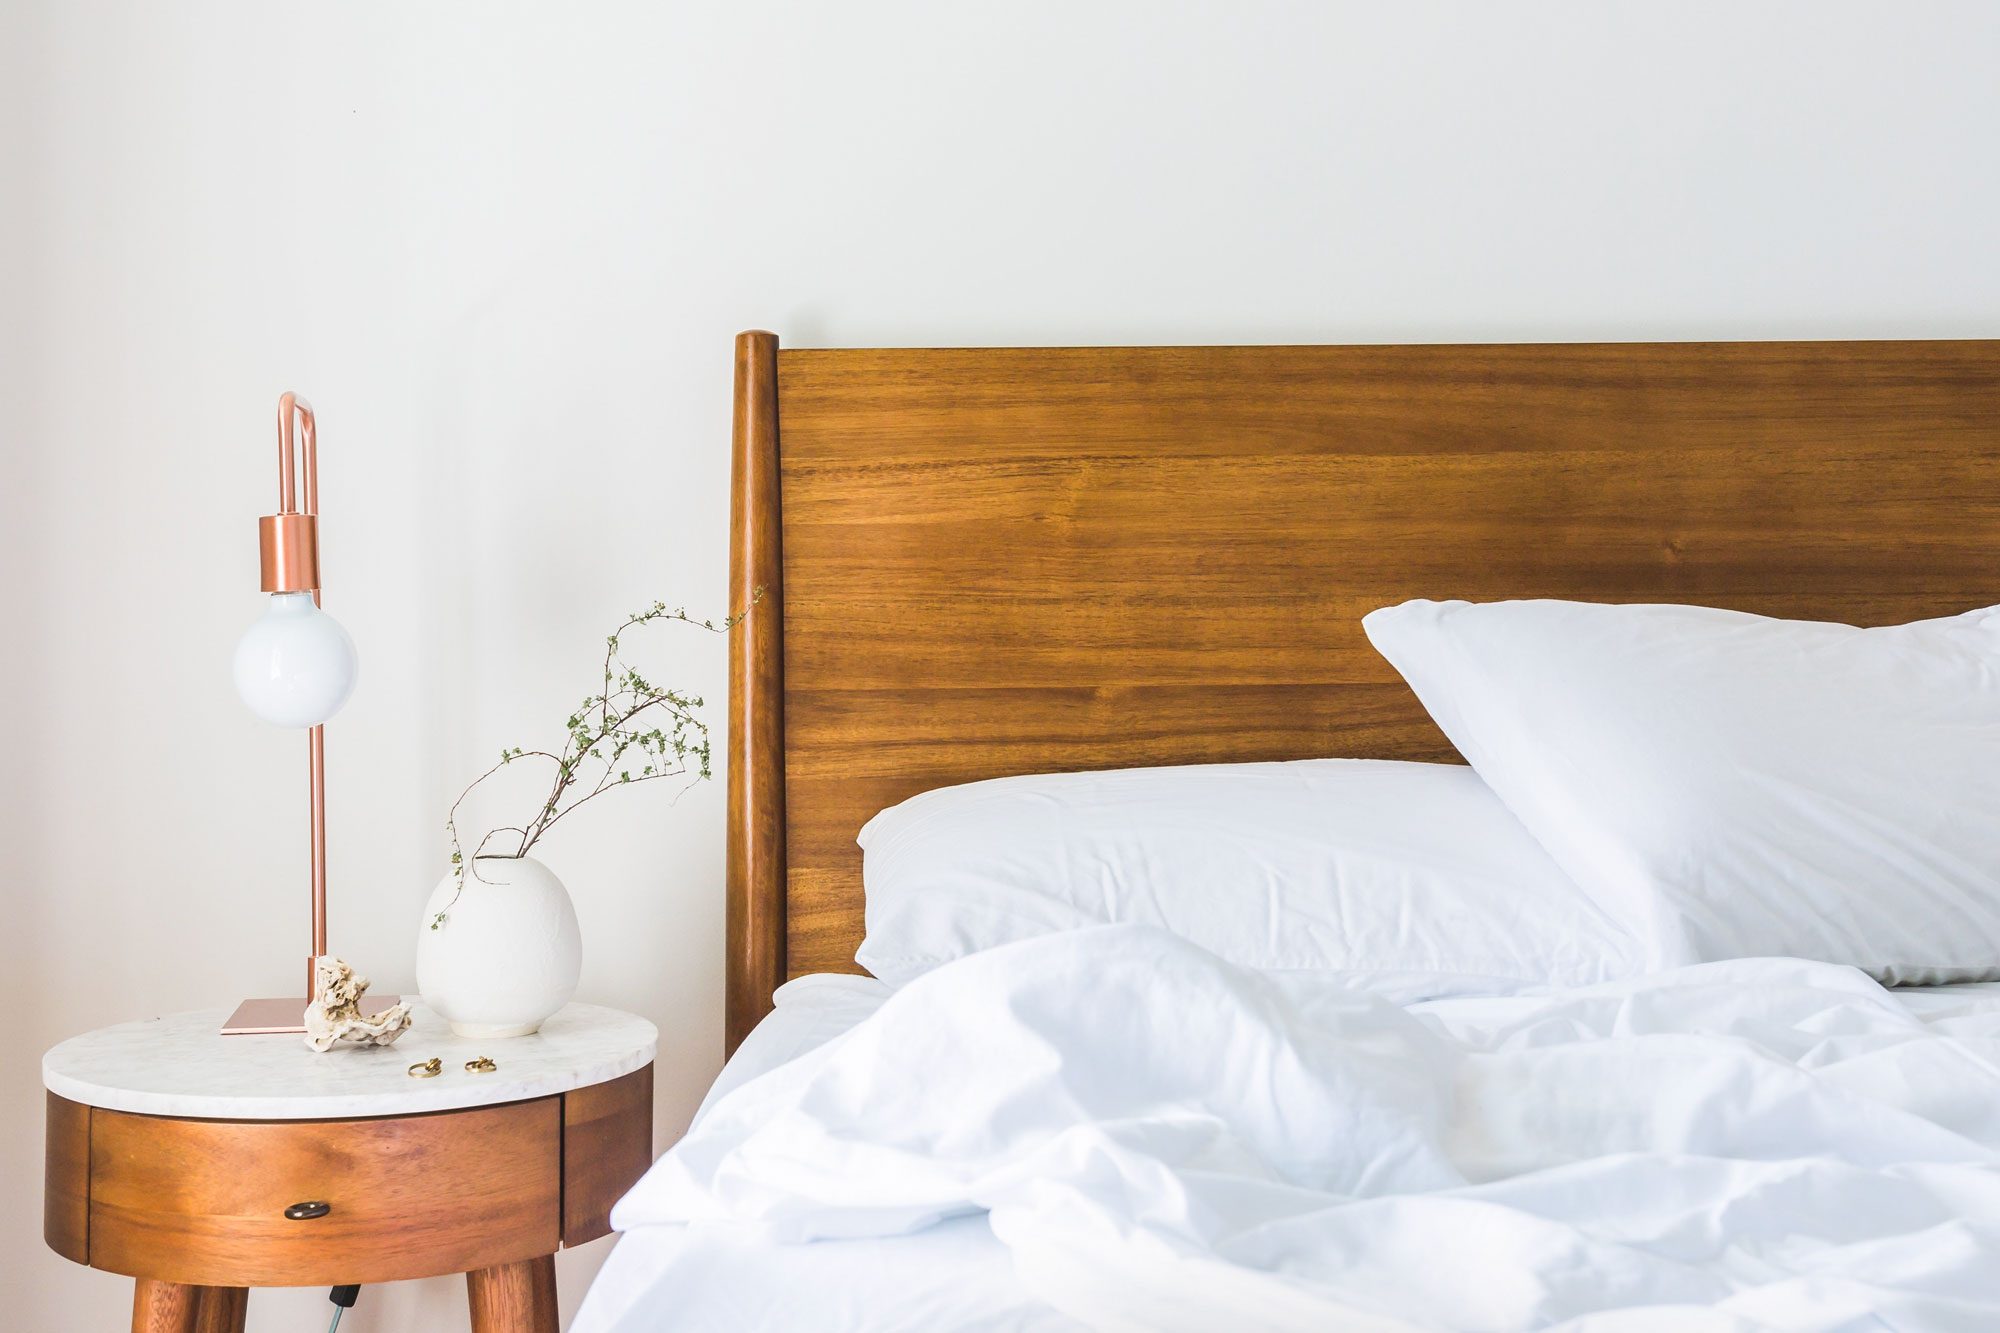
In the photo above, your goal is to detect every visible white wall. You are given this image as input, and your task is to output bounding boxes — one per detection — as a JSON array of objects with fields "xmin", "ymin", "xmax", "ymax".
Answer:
[{"xmin": 7, "ymin": 3, "xmax": 1998, "ymax": 1328}]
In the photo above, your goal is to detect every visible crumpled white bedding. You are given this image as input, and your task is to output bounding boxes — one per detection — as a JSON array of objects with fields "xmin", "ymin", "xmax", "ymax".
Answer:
[
  {"xmin": 588, "ymin": 927, "xmax": 2000, "ymax": 1332},
  {"xmin": 575, "ymin": 1214, "xmax": 1076, "ymax": 1333}
]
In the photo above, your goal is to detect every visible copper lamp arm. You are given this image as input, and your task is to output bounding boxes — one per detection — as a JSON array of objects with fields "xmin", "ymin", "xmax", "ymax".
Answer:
[
  {"xmin": 262, "ymin": 395, "xmax": 322, "ymax": 594},
  {"xmin": 275, "ymin": 392, "xmax": 318, "ymax": 517}
]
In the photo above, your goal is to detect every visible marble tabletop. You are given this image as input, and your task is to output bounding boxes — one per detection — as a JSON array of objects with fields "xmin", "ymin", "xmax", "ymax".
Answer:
[{"xmin": 43, "ymin": 1001, "xmax": 657, "ymax": 1120}]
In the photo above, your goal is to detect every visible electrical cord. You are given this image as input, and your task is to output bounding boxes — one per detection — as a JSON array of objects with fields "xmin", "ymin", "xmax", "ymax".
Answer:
[{"xmin": 326, "ymin": 1284, "xmax": 359, "ymax": 1333}]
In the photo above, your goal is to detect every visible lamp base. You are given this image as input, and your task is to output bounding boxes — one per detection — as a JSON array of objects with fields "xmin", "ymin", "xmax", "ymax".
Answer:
[{"xmin": 221, "ymin": 994, "xmax": 403, "ymax": 1036}]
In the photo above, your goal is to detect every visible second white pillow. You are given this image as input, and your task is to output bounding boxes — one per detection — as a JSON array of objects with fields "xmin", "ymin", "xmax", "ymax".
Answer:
[{"xmin": 1364, "ymin": 598, "xmax": 2000, "ymax": 983}]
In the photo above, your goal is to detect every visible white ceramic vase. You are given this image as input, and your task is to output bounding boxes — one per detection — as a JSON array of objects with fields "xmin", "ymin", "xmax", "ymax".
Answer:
[{"xmin": 417, "ymin": 854, "xmax": 582, "ymax": 1038}]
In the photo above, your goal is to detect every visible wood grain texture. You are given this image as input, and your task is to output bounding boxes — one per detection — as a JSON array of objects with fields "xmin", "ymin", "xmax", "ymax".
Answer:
[
  {"xmin": 131, "ymin": 1278, "xmax": 200, "ymax": 1333},
  {"xmin": 193, "ymin": 1286, "xmax": 247, "ymax": 1333},
  {"xmin": 467, "ymin": 1253, "xmax": 558, "ymax": 1333},
  {"xmin": 46, "ymin": 1091, "xmax": 89, "ymax": 1264},
  {"xmin": 727, "ymin": 329, "xmax": 788, "ymax": 1054},
  {"xmin": 561, "ymin": 1064, "xmax": 652, "ymax": 1245},
  {"xmin": 88, "ymin": 1099, "xmax": 561, "ymax": 1286},
  {"xmin": 725, "ymin": 338, "xmax": 2000, "ymax": 1002}
]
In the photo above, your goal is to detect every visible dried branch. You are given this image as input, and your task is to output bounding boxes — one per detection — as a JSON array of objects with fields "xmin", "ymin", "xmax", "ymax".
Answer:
[{"xmin": 430, "ymin": 592, "xmax": 760, "ymax": 930}]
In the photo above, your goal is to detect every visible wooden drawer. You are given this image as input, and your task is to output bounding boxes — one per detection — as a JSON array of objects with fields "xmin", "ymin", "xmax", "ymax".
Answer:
[{"xmin": 88, "ymin": 1098, "xmax": 561, "ymax": 1286}]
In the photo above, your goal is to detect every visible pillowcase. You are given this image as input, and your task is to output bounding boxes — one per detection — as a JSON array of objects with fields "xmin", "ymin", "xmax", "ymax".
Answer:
[
  {"xmin": 1363, "ymin": 598, "xmax": 2000, "ymax": 983},
  {"xmin": 855, "ymin": 758, "xmax": 1645, "ymax": 998}
]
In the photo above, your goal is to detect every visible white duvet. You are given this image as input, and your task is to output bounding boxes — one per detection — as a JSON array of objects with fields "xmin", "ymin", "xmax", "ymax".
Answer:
[{"xmin": 611, "ymin": 927, "xmax": 2000, "ymax": 1331}]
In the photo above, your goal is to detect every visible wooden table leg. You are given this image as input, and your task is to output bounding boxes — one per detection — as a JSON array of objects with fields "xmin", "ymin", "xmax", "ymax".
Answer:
[
  {"xmin": 467, "ymin": 1254, "xmax": 558, "ymax": 1333},
  {"xmin": 132, "ymin": 1281, "xmax": 246, "ymax": 1333},
  {"xmin": 195, "ymin": 1287, "xmax": 248, "ymax": 1333},
  {"xmin": 131, "ymin": 1279, "xmax": 199, "ymax": 1333}
]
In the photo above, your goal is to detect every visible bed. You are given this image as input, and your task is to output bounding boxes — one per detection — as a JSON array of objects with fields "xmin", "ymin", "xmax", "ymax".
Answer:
[{"xmin": 576, "ymin": 334, "xmax": 2000, "ymax": 1332}]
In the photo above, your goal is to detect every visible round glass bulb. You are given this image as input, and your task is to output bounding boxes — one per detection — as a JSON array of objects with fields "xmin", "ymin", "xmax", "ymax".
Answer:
[{"xmin": 233, "ymin": 592, "xmax": 359, "ymax": 727}]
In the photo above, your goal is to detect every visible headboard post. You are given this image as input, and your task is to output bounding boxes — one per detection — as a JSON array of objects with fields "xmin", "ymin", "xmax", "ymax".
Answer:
[{"xmin": 725, "ymin": 330, "xmax": 786, "ymax": 1054}]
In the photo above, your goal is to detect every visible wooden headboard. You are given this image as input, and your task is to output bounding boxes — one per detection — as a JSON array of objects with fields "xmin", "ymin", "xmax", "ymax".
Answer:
[{"xmin": 724, "ymin": 332, "xmax": 2000, "ymax": 1050}]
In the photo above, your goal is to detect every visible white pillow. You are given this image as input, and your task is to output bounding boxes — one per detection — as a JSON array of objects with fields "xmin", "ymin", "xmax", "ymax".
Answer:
[
  {"xmin": 1363, "ymin": 598, "xmax": 2000, "ymax": 983},
  {"xmin": 855, "ymin": 758, "xmax": 1645, "ymax": 998}
]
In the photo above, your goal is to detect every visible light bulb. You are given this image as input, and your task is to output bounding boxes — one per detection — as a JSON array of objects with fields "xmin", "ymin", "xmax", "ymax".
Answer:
[{"xmin": 233, "ymin": 592, "xmax": 359, "ymax": 727}]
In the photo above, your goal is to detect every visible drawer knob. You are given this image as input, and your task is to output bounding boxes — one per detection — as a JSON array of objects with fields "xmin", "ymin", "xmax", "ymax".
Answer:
[{"xmin": 283, "ymin": 1200, "xmax": 332, "ymax": 1221}]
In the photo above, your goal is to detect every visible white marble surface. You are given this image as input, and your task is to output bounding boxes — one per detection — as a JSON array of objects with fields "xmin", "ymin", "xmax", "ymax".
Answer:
[{"xmin": 43, "ymin": 1001, "xmax": 656, "ymax": 1120}]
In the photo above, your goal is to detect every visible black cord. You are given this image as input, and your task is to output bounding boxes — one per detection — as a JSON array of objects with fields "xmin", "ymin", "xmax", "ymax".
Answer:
[{"xmin": 326, "ymin": 1285, "xmax": 360, "ymax": 1333}]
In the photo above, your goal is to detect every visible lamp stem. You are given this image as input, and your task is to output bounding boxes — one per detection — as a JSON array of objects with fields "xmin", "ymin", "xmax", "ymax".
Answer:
[{"xmin": 308, "ymin": 721, "xmax": 327, "ymax": 1001}]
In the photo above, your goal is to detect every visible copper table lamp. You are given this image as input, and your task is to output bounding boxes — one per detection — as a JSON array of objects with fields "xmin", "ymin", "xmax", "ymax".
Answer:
[{"xmin": 221, "ymin": 394, "xmax": 395, "ymax": 1034}]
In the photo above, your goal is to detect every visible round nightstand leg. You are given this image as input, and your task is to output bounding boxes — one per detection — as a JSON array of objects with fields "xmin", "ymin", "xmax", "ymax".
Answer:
[
  {"xmin": 130, "ymin": 1279, "xmax": 198, "ymax": 1333},
  {"xmin": 129, "ymin": 1281, "xmax": 247, "ymax": 1333},
  {"xmin": 466, "ymin": 1254, "xmax": 557, "ymax": 1333},
  {"xmin": 195, "ymin": 1286, "xmax": 248, "ymax": 1333}
]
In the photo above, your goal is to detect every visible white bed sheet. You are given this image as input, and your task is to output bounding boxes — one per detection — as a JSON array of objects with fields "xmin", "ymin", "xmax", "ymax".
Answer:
[
  {"xmin": 576, "ymin": 972, "xmax": 1079, "ymax": 1332},
  {"xmin": 576, "ymin": 953, "xmax": 2000, "ymax": 1333}
]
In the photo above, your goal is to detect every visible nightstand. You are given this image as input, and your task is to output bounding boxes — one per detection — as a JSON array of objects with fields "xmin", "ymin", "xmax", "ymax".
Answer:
[{"xmin": 43, "ymin": 1001, "xmax": 656, "ymax": 1332}]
